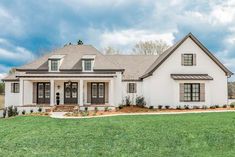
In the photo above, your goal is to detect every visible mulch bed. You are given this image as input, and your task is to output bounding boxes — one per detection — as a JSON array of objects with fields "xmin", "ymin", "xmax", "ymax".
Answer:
[{"xmin": 65, "ymin": 105, "xmax": 235, "ymax": 117}]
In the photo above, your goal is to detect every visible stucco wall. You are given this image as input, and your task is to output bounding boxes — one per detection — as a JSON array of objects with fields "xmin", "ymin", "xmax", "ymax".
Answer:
[
  {"xmin": 143, "ymin": 38, "xmax": 228, "ymax": 107},
  {"xmin": 4, "ymin": 81, "xmax": 20, "ymax": 107},
  {"xmin": 122, "ymin": 81, "xmax": 143, "ymax": 105}
]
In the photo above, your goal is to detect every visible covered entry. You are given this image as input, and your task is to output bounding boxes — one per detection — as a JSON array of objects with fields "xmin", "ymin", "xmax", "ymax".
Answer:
[
  {"xmin": 64, "ymin": 82, "xmax": 78, "ymax": 104},
  {"xmin": 37, "ymin": 82, "xmax": 50, "ymax": 104}
]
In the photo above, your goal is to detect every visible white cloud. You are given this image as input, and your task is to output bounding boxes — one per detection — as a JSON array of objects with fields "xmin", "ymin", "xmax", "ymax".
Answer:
[
  {"xmin": 99, "ymin": 29, "xmax": 175, "ymax": 52},
  {"xmin": 0, "ymin": 73, "xmax": 7, "ymax": 81},
  {"xmin": 0, "ymin": 38, "xmax": 35, "ymax": 63},
  {"xmin": 0, "ymin": 7, "xmax": 23, "ymax": 36}
]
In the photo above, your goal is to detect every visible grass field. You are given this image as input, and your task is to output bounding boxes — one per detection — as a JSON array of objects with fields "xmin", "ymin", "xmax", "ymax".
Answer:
[
  {"xmin": 0, "ymin": 113, "xmax": 235, "ymax": 156},
  {"xmin": 0, "ymin": 95, "xmax": 4, "ymax": 109}
]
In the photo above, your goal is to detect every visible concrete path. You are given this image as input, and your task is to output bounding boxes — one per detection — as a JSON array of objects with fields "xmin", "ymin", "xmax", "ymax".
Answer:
[{"xmin": 50, "ymin": 110, "xmax": 235, "ymax": 119}]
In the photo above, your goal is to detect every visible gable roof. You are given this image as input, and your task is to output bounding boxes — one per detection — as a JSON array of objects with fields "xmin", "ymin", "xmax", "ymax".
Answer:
[
  {"xmin": 141, "ymin": 33, "xmax": 233, "ymax": 79},
  {"xmin": 17, "ymin": 45, "xmax": 123, "ymax": 71}
]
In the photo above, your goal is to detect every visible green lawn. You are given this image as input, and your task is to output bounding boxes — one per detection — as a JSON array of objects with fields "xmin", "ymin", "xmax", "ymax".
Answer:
[{"xmin": 0, "ymin": 113, "xmax": 235, "ymax": 157}]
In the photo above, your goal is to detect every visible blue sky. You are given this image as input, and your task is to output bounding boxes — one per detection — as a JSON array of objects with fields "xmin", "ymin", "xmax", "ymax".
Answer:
[{"xmin": 0, "ymin": 0, "xmax": 235, "ymax": 80}]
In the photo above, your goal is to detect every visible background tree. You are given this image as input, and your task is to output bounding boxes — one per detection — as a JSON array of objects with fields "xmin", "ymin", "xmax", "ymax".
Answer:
[
  {"xmin": 103, "ymin": 46, "xmax": 119, "ymax": 55},
  {"xmin": 9, "ymin": 68, "xmax": 16, "ymax": 74},
  {"xmin": 228, "ymin": 82, "xmax": 235, "ymax": 99},
  {"xmin": 133, "ymin": 40, "xmax": 169, "ymax": 55},
  {"xmin": 77, "ymin": 40, "xmax": 83, "ymax": 45},
  {"xmin": 0, "ymin": 83, "xmax": 4, "ymax": 94}
]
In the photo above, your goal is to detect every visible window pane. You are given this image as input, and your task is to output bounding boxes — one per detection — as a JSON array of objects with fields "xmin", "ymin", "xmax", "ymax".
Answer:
[
  {"xmin": 84, "ymin": 60, "xmax": 92, "ymax": 71},
  {"xmin": 38, "ymin": 83, "xmax": 44, "ymax": 98},
  {"xmin": 128, "ymin": 83, "xmax": 136, "ymax": 93},
  {"xmin": 184, "ymin": 83, "xmax": 200, "ymax": 101},
  {"xmin": 45, "ymin": 83, "xmax": 50, "ymax": 98},
  {"xmin": 92, "ymin": 83, "xmax": 97, "ymax": 98},
  {"xmin": 183, "ymin": 54, "xmax": 193, "ymax": 66},
  {"xmin": 72, "ymin": 83, "xmax": 77, "ymax": 98},
  {"xmin": 99, "ymin": 83, "xmax": 104, "ymax": 98},
  {"xmin": 65, "ymin": 83, "xmax": 71, "ymax": 98},
  {"xmin": 51, "ymin": 60, "xmax": 58, "ymax": 71},
  {"xmin": 15, "ymin": 83, "xmax": 19, "ymax": 93}
]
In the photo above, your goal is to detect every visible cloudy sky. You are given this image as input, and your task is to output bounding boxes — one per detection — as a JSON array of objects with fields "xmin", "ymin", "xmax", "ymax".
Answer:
[{"xmin": 0, "ymin": 0, "xmax": 235, "ymax": 80}]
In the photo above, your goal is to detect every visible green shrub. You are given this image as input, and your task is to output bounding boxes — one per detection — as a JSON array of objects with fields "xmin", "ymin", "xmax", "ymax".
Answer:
[
  {"xmin": 184, "ymin": 105, "xmax": 189, "ymax": 109},
  {"xmin": 230, "ymin": 103, "xmax": 235, "ymax": 108},
  {"xmin": 94, "ymin": 107, "xmax": 98, "ymax": 113},
  {"xmin": 118, "ymin": 105, "xmax": 123, "ymax": 109},
  {"xmin": 30, "ymin": 109, "xmax": 33, "ymax": 113},
  {"xmin": 223, "ymin": 104, "xmax": 227, "ymax": 108},
  {"xmin": 22, "ymin": 110, "xmax": 26, "ymax": 115},
  {"xmin": 125, "ymin": 96, "xmax": 131, "ymax": 106},
  {"xmin": 104, "ymin": 106, "xmax": 109, "ymax": 112},
  {"xmin": 210, "ymin": 106, "xmax": 216, "ymax": 109},
  {"xmin": 165, "ymin": 105, "xmax": 170, "ymax": 109},
  {"xmin": 136, "ymin": 96, "xmax": 146, "ymax": 108},
  {"xmin": 81, "ymin": 111, "xmax": 89, "ymax": 117},
  {"xmin": 176, "ymin": 106, "xmax": 181, "ymax": 110},
  {"xmin": 158, "ymin": 105, "xmax": 163, "ymax": 109},
  {"xmin": 215, "ymin": 105, "xmax": 220, "ymax": 108},
  {"xmin": 85, "ymin": 107, "xmax": 88, "ymax": 112},
  {"xmin": 38, "ymin": 107, "xmax": 42, "ymax": 112},
  {"xmin": 13, "ymin": 107, "xmax": 18, "ymax": 116},
  {"xmin": 149, "ymin": 106, "xmax": 154, "ymax": 109},
  {"xmin": 3, "ymin": 108, "xmax": 7, "ymax": 118},
  {"xmin": 8, "ymin": 106, "xmax": 14, "ymax": 117}
]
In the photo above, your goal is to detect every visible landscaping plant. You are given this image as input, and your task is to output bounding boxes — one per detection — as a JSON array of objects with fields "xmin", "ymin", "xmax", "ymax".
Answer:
[
  {"xmin": 125, "ymin": 96, "xmax": 131, "ymax": 106},
  {"xmin": 135, "ymin": 96, "xmax": 146, "ymax": 108},
  {"xmin": 38, "ymin": 107, "xmax": 42, "ymax": 112},
  {"xmin": 158, "ymin": 105, "xmax": 163, "ymax": 109},
  {"xmin": 165, "ymin": 105, "xmax": 170, "ymax": 109}
]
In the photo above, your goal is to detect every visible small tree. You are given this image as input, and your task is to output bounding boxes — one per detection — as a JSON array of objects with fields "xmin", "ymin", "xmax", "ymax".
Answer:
[
  {"xmin": 103, "ymin": 46, "xmax": 119, "ymax": 55},
  {"xmin": 77, "ymin": 40, "xmax": 83, "ymax": 45},
  {"xmin": 133, "ymin": 40, "xmax": 169, "ymax": 55}
]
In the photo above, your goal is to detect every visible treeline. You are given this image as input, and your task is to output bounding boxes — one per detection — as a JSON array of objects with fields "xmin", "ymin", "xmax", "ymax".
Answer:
[
  {"xmin": 228, "ymin": 82, "xmax": 235, "ymax": 99},
  {"xmin": 0, "ymin": 83, "xmax": 4, "ymax": 94}
]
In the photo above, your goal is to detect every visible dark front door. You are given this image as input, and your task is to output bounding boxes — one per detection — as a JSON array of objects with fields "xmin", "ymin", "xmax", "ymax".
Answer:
[
  {"xmin": 91, "ymin": 82, "xmax": 105, "ymax": 104},
  {"xmin": 37, "ymin": 82, "xmax": 50, "ymax": 104},
  {"xmin": 64, "ymin": 82, "xmax": 78, "ymax": 104}
]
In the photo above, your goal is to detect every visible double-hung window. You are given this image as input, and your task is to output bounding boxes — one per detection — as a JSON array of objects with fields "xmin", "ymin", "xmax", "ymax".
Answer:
[
  {"xmin": 84, "ymin": 60, "xmax": 92, "ymax": 71},
  {"xmin": 50, "ymin": 60, "xmax": 59, "ymax": 71},
  {"xmin": 127, "ymin": 83, "xmax": 137, "ymax": 93},
  {"xmin": 184, "ymin": 83, "xmax": 200, "ymax": 101},
  {"xmin": 11, "ymin": 83, "xmax": 19, "ymax": 93}
]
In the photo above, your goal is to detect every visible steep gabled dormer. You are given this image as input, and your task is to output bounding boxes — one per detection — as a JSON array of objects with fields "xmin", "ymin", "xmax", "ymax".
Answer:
[
  {"xmin": 48, "ymin": 55, "xmax": 65, "ymax": 72},
  {"xmin": 82, "ymin": 55, "xmax": 96, "ymax": 72}
]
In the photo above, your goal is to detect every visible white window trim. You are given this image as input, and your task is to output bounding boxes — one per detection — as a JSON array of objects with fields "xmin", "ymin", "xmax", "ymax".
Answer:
[
  {"xmin": 49, "ymin": 59, "xmax": 61, "ymax": 72},
  {"xmin": 82, "ymin": 59, "xmax": 94, "ymax": 72}
]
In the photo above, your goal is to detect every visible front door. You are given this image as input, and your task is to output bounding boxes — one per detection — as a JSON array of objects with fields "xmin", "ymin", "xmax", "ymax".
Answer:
[
  {"xmin": 64, "ymin": 82, "xmax": 78, "ymax": 104},
  {"xmin": 37, "ymin": 82, "xmax": 50, "ymax": 104},
  {"xmin": 91, "ymin": 82, "xmax": 105, "ymax": 104}
]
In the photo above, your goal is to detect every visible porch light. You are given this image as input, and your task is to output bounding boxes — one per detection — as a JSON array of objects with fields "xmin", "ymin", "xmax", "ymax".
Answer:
[{"xmin": 57, "ymin": 85, "xmax": 61, "ymax": 89}]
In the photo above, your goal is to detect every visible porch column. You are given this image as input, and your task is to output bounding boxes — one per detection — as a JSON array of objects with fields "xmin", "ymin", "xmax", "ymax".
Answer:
[
  {"xmin": 109, "ymin": 79, "xmax": 114, "ymax": 105},
  {"xmin": 19, "ymin": 78, "xmax": 24, "ymax": 106},
  {"xmin": 50, "ymin": 79, "xmax": 55, "ymax": 106},
  {"xmin": 80, "ymin": 80, "xmax": 84, "ymax": 106}
]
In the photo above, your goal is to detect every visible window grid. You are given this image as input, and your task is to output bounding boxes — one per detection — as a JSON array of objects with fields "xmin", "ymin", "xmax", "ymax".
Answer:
[
  {"xmin": 51, "ymin": 60, "xmax": 59, "ymax": 71},
  {"xmin": 184, "ymin": 83, "xmax": 200, "ymax": 102},
  {"xmin": 84, "ymin": 60, "xmax": 92, "ymax": 71},
  {"xmin": 11, "ymin": 83, "xmax": 19, "ymax": 93},
  {"xmin": 128, "ymin": 83, "xmax": 136, "ymax": 93},
  {"xmin": 183, "ymin": 54, "xmax": 193, "ymax": 66}
]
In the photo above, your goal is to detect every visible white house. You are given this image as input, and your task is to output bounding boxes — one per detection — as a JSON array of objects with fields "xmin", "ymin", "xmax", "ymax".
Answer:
[{"xmin": 2, "ymin": 33, "xmax": 233, "ymax": 109}]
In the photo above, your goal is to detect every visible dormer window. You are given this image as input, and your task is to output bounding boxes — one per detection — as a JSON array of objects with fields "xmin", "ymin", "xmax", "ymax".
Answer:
[
  {"xmin": 82, "ymin": 55, "xmax": 95, "ymax": 72},
  {"xmin": 50, "ymin": 59, "xmax": 59, "ymax": 71},
  {"xmin": 48, "ymin": 55, "xmax": 65, "ymax": 72},
  {"xmin": 84, "ymin": 60, "xmax": 92, "ymax": 71}
]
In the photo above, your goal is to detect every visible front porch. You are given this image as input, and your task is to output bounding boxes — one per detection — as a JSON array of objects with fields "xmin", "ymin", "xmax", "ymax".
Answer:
[{"xmin": 19, "ymin": 78, "xmax": 115, "ymax": 107}]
